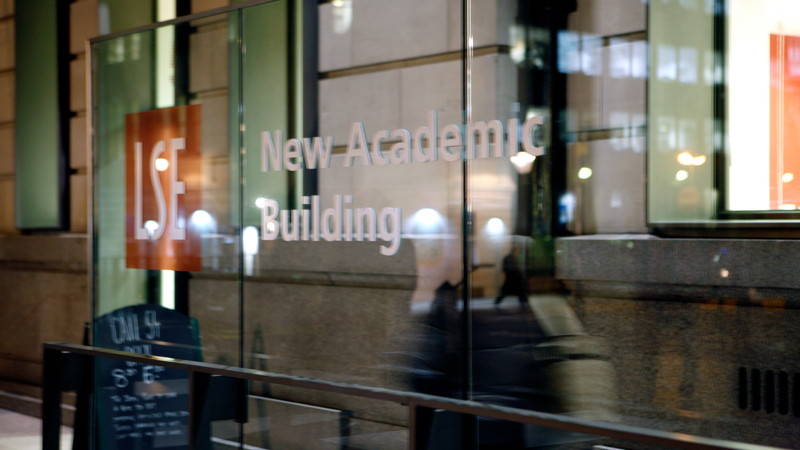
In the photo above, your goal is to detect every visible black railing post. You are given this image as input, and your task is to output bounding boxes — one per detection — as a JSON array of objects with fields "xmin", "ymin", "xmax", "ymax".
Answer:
[
  {"xmin": 408, "ymin": 401, "xmax": 417, "ymax": 450},
  {"xmin": 42, "ymin": 347, "xmax": 64, "ymax": 450},
  {"xmin": 188, "ymin": 371, "xmax": 212, "ymax": 450},
  {"xmin": 189, "ymin": 372, "xmax": 249, "ymax": 449},
  {"xmin": 72, "ymin": 324, "xmax": 93, "ymax": 450},
  {"xmin": 71, "ymin": 355, "xmax": 93, "ymax": 450}
]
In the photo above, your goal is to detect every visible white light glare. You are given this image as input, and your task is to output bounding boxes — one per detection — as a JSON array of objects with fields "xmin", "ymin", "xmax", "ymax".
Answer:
[
  {"xmin": 144, "ymin": 220, "xmax": 160, "ymax": 238},
  {"xmin": 677, "ymin": 151, "xmax": 707, "ymax": 167},
  {"xmin": 243, "ymin": 226, "xmax": 259, "ymax": 256},
  {"xmin": 783, "ymin": 173, "xmax": 795, "ymax": 183},
  {"xmin": 577, "ymin": 167, "xmax": 593, "ymax": 180},
  {"xmin": 255, "ymin": 197, "xmax": 268, "ymax": 208},
  {"xmin": 410, "ymin": 208, "xmax": 444, "ymax": 232},
  {"xmin": 510, "ymin": 151, "xmax": 536, "ymax": 173},
  {"xmin": 331, "ymin": 0, "xmax": 352, "ymax": 34},
  {"xmin": 675, "ymin": 170, "xmax": 689, "ymax": 181},
  {"xmin": 485, "ymin": 217, "xmax": 505, "ymax": 236},
  {"xmin": 154, "ymin": 158, "xmax": 169, "ymax": 172},
  {"xmin": 190, "ymin": 209, "xmax": 215, "ymax": 230}
]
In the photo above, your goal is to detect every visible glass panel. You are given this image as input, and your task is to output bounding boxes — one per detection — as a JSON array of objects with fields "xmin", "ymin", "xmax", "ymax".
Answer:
[
  {"xmin": 241, "ymin": 1, "xmax": 466, "ymax": 447},
  {"xmin": 648, "ymin": 0, "xmax": 716, "ymax": 223},
  {"xmin": 465, "ymin": 3, "xmax": 623, "ymax": 449},
  {"xmin": 92, "ymin": 9, "xmax": 239, "ymax": 356},
  {"xmin": 648, "ymin": 0, "xmax": 800, "ymax": 218},
  {"xmin": 243, "ymin": 388, "xmax": 407, "ymax": 449},
  {"xmin": 91, "ymin": 8, "xmax": 241, "ymax": 448},
  {"xmin": 86, "ymin": 1, "xmax": 800, "ymax": 449}
]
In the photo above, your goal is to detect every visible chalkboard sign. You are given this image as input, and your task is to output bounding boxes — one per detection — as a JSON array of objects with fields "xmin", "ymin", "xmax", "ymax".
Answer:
[{"xmin": 93, "ymin": 305, "xmax": 203, "ymax": 450}]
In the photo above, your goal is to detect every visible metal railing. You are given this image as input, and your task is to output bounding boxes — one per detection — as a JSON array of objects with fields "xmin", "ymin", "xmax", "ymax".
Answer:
[{"xmin": 42, "ymin": 342, "xmax": 784, "ymax": 450}]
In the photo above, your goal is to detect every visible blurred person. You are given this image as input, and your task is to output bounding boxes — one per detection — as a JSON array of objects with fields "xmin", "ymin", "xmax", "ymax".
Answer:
[{"xmin": 494, "ymin": 246, "xmax": 529, "ymax": 307}]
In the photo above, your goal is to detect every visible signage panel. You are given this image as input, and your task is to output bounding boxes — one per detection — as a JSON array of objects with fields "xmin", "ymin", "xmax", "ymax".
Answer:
[
  {"xmin": 125, "ymin": 105, "xmax": 203, "ymax": 271},
  {"xmin": 94, "ymin": 305, "xmax": 203, "ymax": 450}
]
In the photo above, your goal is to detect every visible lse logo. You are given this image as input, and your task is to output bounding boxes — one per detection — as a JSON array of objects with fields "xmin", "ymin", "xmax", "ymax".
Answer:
[{"xmin": 125, "ymin": 105, "xmax": 202, "ymax": 272}]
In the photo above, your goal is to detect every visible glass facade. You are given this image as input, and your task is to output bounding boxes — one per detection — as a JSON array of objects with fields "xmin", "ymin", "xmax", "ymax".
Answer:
[{"xmin": 88, "ymin": 1, "xmax": 800, "ymax": 448}]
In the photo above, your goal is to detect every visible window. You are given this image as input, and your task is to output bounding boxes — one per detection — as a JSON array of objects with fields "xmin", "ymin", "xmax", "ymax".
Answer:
[
  {"xmin": 649, "ymin": 0, "xmax": 800, "ymax": 227},
  {"xmin": 14, "ymin": 0, "xmax": 69, "ymax": 230}
]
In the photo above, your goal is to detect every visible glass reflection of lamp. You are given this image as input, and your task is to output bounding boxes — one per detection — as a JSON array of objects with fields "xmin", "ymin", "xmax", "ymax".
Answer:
[
  {"xmin": 331, "ymin": 0, "xmax": 352, "ymax": 34},
  {"xmin": 676, "ymin": 151, "xmax": 706, "ymax": 166},
  {"xmin": 188, "ymin": 210, "xmax": 217, "ymax": 280},
  {"xmin": 485, "ymin": 217, "xmax": 506, "ymax": 237},
  {"xmin": 154, "ymin": 157, "xmax": 169, "ymax": 172},
  {"xmin": 409, "ymin": 208, "xmax": 445, "ymax": 235},
  {"xmin": 190, "ymin": 209, "xmax": 215, "ymax": 231},
  {"xmin": 243, "ymin": 226, "xmax": 259, "ymax": 276},
  {"xmin": 144, "ymin": 220, "xmax": 160, "ymax": 240},
  {"xmin": 510, "ymin": 151, "xmax": 536, "ymax": 174}
]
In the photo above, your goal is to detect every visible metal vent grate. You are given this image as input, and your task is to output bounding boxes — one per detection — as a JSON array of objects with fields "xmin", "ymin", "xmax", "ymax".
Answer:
[{"xmin": 738, "ymin": 367, "xmax": 799, "ymax": 416}]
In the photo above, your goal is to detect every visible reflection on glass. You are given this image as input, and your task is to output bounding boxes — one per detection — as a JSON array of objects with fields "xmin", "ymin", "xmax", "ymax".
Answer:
[{"xmin": 85, "ymin": 0, "xmax": 800, "ymax": 448}]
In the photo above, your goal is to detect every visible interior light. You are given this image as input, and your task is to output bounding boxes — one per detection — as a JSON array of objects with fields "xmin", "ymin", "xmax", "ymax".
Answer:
[
  {"xmin": 510, "ymin": 151, "xmax": 536, "ymax": 173},
  {"xmin": 331, "ymin": 0, "xmax": 352, "ymax": 34},
  {"xmin": 675, "ymin": 170, "xmax": 689, "ymax": 181},
  {"xmin": 243, "ymin": 226, "xmax": 259, "ymax": 256},
  {"xmin": 255, "ymin": 197, "xmax": 268, "ymax": 209},
  {"xmin": 677, "ymin": 151, "xmax": 707, "ymax": 167},
  {"xmin": 783, "ymin": 173, "xmax": 795, "ymax": 183},
  {"xmin": 720, "ymin": 268, "xmax": 730, "ymax": 278},
  {"xmin": 559, "ymin": 192, "xmax": 576, "ymax": 224},
  {"xmin": 677, "ymin": 151, "xmax": 694, "ymax": 166},
  {"xmin": 577, "ymin": 167, "xmax": 593, "ymax": 180},
  {"xmin": 154, "ymin": 158, "xmax": 169, "ymax": 172},
  {"xmin": 485, "ymin": 217, "xmax": 505, "ymax": 236},
  {"xmin": 510, "ymin": 41, "xmax": 526, "ymax": 64},
  {"xmin": 779, "ymin": 204, "xmax": 797, "ymax": 210}
]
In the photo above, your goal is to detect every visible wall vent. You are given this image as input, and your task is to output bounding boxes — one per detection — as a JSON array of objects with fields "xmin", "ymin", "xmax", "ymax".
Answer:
[{"xmin": 738, "ymin": 367, "xmax": 799, "ymax": 416}]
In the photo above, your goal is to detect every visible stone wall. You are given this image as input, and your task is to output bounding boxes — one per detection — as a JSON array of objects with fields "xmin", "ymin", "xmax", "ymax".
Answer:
[{"xmin": 557, "ymin": 235, "xmax": 800, "ymax": 448}]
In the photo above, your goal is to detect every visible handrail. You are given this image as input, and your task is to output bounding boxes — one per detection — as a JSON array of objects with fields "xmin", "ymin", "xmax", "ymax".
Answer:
[{"xmin": 42, "ymin": 342, "xmax": 786, "ymax": 450}]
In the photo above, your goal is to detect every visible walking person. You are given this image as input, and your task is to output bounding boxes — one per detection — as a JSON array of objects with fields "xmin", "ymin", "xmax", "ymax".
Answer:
[{"xmin": 494, "ymin": 246, "xmax": 529, "ymax": 307}]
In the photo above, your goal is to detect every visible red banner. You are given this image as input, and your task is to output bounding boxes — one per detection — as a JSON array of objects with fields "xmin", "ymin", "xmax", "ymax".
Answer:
[{"xmin": 125, "ymin": 105, "xmax": 202, "ymax": 271}]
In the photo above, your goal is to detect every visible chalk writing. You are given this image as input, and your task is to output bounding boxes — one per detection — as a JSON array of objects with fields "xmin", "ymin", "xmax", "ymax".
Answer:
[{"xmin": 93, "ymin": 305, "xmax": 202, "ymax": 450}]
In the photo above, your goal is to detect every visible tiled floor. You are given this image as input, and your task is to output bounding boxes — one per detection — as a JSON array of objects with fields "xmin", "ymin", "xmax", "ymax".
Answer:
[{"xmin": 0, "ymin": 408, "xmax": 72, "ymax": 449}]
